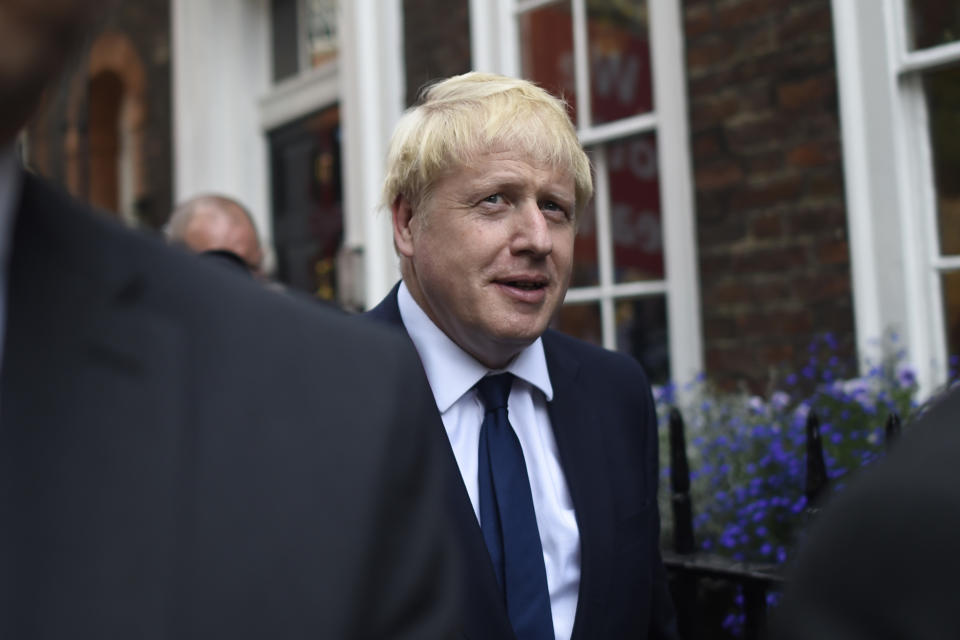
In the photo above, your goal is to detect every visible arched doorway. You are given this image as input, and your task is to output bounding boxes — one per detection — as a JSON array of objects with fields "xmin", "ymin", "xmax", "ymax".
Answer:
[
  {"xmin": 87, "ymin": 71, "xmax": 124, "ymax": 213},
  {"xmin": 66, "ymin": 32, "xmax": 147, "ymax": 223}
]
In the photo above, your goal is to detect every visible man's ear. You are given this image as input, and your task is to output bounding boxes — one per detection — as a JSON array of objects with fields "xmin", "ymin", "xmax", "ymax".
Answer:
[{"xmin": 392, "ymin": 194, "xmax": 416, "ymax": 258}]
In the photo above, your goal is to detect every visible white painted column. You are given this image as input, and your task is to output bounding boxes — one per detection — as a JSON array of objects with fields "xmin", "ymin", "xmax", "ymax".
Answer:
[
  {"xmin": 470, "ymin": 0, "xmax": 518, "ymax": 75},
  {"xmin": 650, "ymin": 0, "xmax": 703, "ymax": 384},
  {"xmin": 171, "ymin": 0, "xmax": 272, "ymax": 248},
  {"xmin": 831, "ymin": 0, "xmax": 938, "ymax": 395},
  {"xmin": 339, "ymin": 0, "xmax": 405, "ymax": 307}
]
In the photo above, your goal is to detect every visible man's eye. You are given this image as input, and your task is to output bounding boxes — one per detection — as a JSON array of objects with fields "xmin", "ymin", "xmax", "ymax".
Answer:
[
  {"xmin": 483, "ymin": 194, "xmax": 504, "ymax": 204},
  {"xmin": 541, "ymin": 200, "xmax": 569, "ymax": 217}
]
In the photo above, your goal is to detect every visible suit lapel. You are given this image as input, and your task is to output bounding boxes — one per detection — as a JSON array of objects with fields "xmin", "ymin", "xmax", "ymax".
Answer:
[
  {"xmin": 0, "ymin": 176, "xmax": 184, "ymax": 636},
  {"xmin": 543, "ymin": 333, "xmax": 616, "ymax": 640},
  {"xmin": 365, "ymin": 286, "xmax": 516, "ymax": 640}
]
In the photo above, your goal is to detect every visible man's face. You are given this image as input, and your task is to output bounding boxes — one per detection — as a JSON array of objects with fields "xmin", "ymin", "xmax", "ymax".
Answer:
[
  {"xmin": 395, "ymin": 149, "xmax": 576, "ymax": 369},
  {"xmin": 0, "ymin": 1, "xmax": 107, "ymax": 143}
]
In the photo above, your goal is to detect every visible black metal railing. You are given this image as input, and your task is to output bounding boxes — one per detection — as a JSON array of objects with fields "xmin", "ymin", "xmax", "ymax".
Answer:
[{"xmin": 662, "ymin": 407, "xmax": 901, "ymax": 639}]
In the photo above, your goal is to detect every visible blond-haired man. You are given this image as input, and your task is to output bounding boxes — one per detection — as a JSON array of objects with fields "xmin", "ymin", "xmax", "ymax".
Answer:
[{"xmin": 366, "ymin": 72, "xmax": 678, "ymax": 640}]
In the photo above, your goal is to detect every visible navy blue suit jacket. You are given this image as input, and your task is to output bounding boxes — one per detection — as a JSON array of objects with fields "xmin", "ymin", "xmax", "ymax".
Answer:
[
  {"xmin": 0, "ymin": 177, "xmax": 457, "ymax": 638},
  {"xmin": 366, "ymin": 284, "xmax": 678, "ymax": 640}
]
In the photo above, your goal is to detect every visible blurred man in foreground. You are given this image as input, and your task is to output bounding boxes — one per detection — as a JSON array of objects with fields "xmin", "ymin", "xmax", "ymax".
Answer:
[
  {"xmin": 166, "ymin": 194, "xmax": 264, "ymax": 275},
  {"xmin": 771, "ymin": 387, "xmax": 960, "ymax": 639},
  {"xmin": 0, "ymin": 2, "xmax": 456, "ymax": 637},
  {"xmin": 366, "ymin": 72, "xmax": 677, "ymax": 639}
]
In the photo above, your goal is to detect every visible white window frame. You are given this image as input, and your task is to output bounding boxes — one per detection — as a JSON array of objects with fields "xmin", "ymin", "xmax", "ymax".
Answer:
[
  {"xmin": 257, "ymin": 0, "xmax": 404, "ymax": 304},
  {"xmin": 471, "ymin": 0, "xmax": 703, "ymax": 384},
  {"xmin": 832, "ymin": 0, "xmax": 960, "ymax": 398}
]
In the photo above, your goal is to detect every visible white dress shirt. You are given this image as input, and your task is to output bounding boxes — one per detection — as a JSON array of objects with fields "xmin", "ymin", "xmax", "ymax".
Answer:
[
  {"xmin": 397, "ymin": 281, "xmax": 580, "ymax": 640},
  {"xmin": 0, "ymin": 144, "xmax": 23, "ymax": 380}
]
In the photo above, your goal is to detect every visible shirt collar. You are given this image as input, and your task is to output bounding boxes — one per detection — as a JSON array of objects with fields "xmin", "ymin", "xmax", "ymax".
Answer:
[{"xmin": 397, "ymin": 280, "xmax": 554, "ymax": 413}]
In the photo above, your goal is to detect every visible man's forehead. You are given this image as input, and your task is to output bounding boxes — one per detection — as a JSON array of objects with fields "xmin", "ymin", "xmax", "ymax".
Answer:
[{"xmin": 457, "ymin": 156, "xmax": 575, "ymax": 192}]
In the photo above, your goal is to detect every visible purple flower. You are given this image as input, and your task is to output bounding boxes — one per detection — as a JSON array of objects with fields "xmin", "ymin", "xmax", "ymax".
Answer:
[
  {"xmin": 790, "ymin": 496, "xmax": 807, "ymax": 514},
  {"xmin": 771, "ymin": 391, "xmax": 791, "ymax": 410}
]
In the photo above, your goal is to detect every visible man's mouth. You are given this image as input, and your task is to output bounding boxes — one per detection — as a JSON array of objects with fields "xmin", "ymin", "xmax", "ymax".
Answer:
[{"xmin": 502, "ymin": 280, "xmax": 546, "ymax": 291}]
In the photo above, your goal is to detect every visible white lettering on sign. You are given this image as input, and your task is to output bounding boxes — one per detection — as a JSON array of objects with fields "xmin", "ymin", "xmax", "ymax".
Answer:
[{"xmin": 612, "ymin": 204, "xmax": 662, "ymax": 252}]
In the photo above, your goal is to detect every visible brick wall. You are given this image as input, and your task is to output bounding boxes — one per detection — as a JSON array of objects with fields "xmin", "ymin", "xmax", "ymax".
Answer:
[
  {"xmin": 684, "ymin": 0, "xmax": 856, "ymax": 388},
  {"xmin": 402, "ymin": 0, "xmax": 472, "ymax": 106},
  {"xmin": 26, "ymin": 0, "xmax": 172, "ymax": 230}
]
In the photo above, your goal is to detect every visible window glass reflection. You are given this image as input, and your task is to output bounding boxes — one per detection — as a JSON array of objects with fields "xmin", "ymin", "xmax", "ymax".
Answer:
[
  {"xmin": 601, "ymin": 133, "xmax": 664, "ymax": 282},
  {"xmin": 616, "ymin": 296, "xmax": 670, "ymax": 385},
  {"xmin": 553, "ymin": 302, "xmax": 602, "ymax": 347},
  {"xmin": 909, "ymin": 0, "xmax": 960, "ymax": 50},
  {"xmin": 587, "ymin": 0, "xmax": 653, "ymax": 124},
  {"xmin": 941, "ymin": 271, "xmax": 960, "ymax": 369},
  {"xmin": 924, "ymin": 64, "xmax": 960, "ymax": 256},
  {"xmin": 519, "ymin": 1, "xmax": 578, "ymax": 125}
]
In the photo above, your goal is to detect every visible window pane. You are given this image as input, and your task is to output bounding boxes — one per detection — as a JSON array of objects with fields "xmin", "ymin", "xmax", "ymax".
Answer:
[
  {"xmin": 304, "ymin": 0, "xmax": 338, "ymax": 68},
  {"xmin": 269, "ymin": 106, "xmax": 343, "ymax": 302},
  {"xmin": 272, "ymin": 0, "xmax": 299, "ymax": 81},
  {"xmin": 616, "ymin": 295, "xmax": 670, "ymax": 385},
  {"xmin": 553, "ymin": 302, "xmax": 602, "ymax": 347},
  {"xmin": 519, "ymin": 1, "xmax": 578, "ymax": 125},
  {"xmin": 600, "ymin": 133, "xmax": 663, "ymax": 282},
  {"xmin": 941, "ymin": 271, "xmax": 960, "ymax": 365},
  {"xmin": 925, "ymin": 64, "xmax": 960, "ymax": 256},
  {"xmin": 908, "ymin": 0, "xmax": 960, "ymax": 50},
  {"xmin": 572, "ymin": 151, "xmax": 599, "ymax": 287},
  {"xmin": 587, "ymin": 0, "xmax": 653, "ymax": 125}
]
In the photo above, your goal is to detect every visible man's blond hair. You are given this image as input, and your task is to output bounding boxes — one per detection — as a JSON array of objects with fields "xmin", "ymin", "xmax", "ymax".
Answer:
[{"xmin": 382, "ymin": 72, "xmax": 593, "ymax": 217}]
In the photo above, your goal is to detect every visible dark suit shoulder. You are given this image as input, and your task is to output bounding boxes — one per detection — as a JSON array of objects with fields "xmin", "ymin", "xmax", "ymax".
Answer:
[
  {"xmin": 773, "ymin": 388, "xmax": 960, "ymax": 640},
  {"xmin": 542, "ymin": 328, "xmax": 652, "ymax": 390}
]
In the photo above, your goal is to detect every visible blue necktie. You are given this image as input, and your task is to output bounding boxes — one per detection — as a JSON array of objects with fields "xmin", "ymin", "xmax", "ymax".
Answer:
[{"xmin": 476, "ymin": 373, "xmax": 555, "ymax": 640}]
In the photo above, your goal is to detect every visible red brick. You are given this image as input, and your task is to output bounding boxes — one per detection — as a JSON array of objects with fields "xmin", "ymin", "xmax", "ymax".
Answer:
[
  {"xmin": 692, "ymin": 131, "xmax": 723, "ymax": 159},
  {"xmin": 751, "ymin": 212, "xmax": 783, "ymax": 238},
  {"xmin": 724, "ymin": 114, "xmax": 785, "ymax": 154},
  {"xmin": 698, "ymin": 218, "xmax": 749, "ymax": 248},
  {"xmin": 732, "ymin": 245, "xmax": 808, "ymax": 273},
  {"xmin": 796, "ymin": 273, "xmax": 852, "ymax": 302},
  {"xmin": 729, "ymin": 174, "xmax": 804, "ymax": 211},
  {"xmin": 777, "ymin": 75, "xmax": 835, "ymax": 110},
  {"xmin": 695, "ymin": 161, "xmax": 744, "ymax": 191},
  {"xmin": 808, "ymin": 171, "xmax": 845, "ymax": 197},
  {"xmin": 785, "ymin": 206, "xmax": 846, "ymax": 235},
  {"xmin": 787, "ymin": 142, "xmax": 831, "ymax": 168},
  {"xmin": 685, "ymin": 5, "xmax": 714, "ymax": 40},
  {"xmin": 714, "ymin": 0, "xmax": 773, "ymax": 30},
  {"xmin": 704, "ymin": 281, "xmax": 753, "ymax": 306},
  {"xmin": 817, "ymin": 240, "xmax": 850, "ymax": 265},
  {"xmin": 745, "ymin": 150, "xmax": 785, "ymax": 174},
  {"xmin": 736, "ymin": 309, "xmax": 813, "ymax": 335},
  {"xmin": 691, "ymin": 92, "xmax": 741, "ymax": 128},
  {"xmin": 780, "ymin": 4, "xmax": 833, "ymax": 42},
  {"xmin": 687, "ymin": 39, "xmax": 737, "ymax": 72}
]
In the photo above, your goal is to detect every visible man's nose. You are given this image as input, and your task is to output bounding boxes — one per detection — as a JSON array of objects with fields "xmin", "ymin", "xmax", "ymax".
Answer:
[{"xmin": 511, "ymin": 199, "xmax": 553, "ymax": 257}]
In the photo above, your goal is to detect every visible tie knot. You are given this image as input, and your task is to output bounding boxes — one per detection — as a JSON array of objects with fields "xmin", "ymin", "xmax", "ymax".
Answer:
[{"xmin": 476, "ymin": 373, "xmax": 514, "ymax": 412}]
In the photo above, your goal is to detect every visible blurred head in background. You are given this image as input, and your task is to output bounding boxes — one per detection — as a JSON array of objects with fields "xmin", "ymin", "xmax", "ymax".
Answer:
[{"xmin": 166, "ymin": 194, "xmax": 264, "ymax": 276}]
